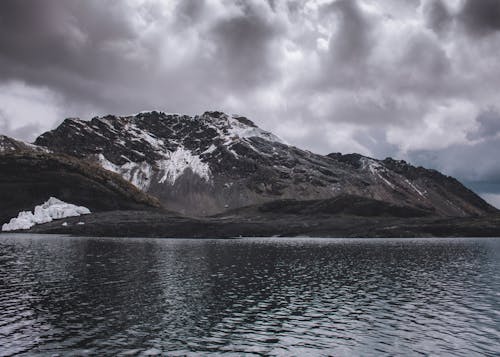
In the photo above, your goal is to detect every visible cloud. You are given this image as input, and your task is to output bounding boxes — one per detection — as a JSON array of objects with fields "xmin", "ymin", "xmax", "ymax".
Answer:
[
  {"xmin": 458, "ymin": 0, "xmax": 500, "ymax": 36},
  {"xmin": 422, "ymin": 0, "xmax": 452, "ymax": 34},
  {"xmin": 467, "ymin": 108, "xmax": 500, "ymax": 140},
  {"xmin": 479, "ymin": 193, "xmax": 500, "ymax": 209},
  {"xmin": 0, "ymin": 81, "xmax": 63, "ymax": 141},
  {"xmin": 324, "ymin": 0, "xmax": 373, "ymax": 64},
  {"xmin": 207, "ymin": 2, "xmax": 285, "ymax": 90}
]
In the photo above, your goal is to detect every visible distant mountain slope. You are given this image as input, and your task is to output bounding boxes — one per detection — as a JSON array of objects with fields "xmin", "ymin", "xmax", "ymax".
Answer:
[
  {"xmin": 0, "ymin": 143, "xmax": 162, "ymax": 225},
  {"xmin": 0, "ymin": 134, "xmax": 46, "ymax": 153},
  {"xmin": 218, "ymin": 194, "xmax": 435, "ymax": 218},
  {"xmin": 34, "ymin": 111, "xmax": 496, "ymax": 217}
]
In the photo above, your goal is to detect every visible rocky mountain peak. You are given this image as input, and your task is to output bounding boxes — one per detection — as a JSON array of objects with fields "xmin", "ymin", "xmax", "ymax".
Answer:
[{"xmin": 33, "ymin": 111, "xmax": 496, "ymax": 217}]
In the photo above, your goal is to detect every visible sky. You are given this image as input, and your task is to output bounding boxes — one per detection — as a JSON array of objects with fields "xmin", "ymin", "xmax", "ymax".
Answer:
[{"xmin": 0, "ymin": 0, "xmax": 500, "ymax": 206}]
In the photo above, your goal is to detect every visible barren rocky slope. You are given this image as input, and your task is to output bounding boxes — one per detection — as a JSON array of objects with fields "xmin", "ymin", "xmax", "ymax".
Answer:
[
  {"xmin": 0, "ymin": 137, "xmax": 162, "ymax": 225},
  {"xmin": 34, "ymin": 111, "xmax": 496, "ymax": 217}
]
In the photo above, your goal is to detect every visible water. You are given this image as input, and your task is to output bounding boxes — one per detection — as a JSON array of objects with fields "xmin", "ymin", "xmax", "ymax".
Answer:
[{"xmin": 0, "ymin": 235, "xmax": 499, "ymax": 356}]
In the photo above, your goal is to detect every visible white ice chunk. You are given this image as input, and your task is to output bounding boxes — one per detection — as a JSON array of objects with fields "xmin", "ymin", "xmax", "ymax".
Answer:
[{"xmin": 2, "ymin": 197, "xmax": 91, "ymax": 232}]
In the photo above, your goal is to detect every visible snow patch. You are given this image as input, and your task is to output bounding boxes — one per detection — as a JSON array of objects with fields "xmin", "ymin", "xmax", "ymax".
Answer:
[
  {"xmin": 227, "ymin": 116, "xmax": 285, "ymax": 144},
  {"xmin": 362, "ymin": 158, "xmax": 396, "ymax": 189},
  {"xmin": 158, "ymin": 147, "xmax": 211, "ymax": 185},
  {"xmin": 404, "ymin": 179, "xmax": 426, "ymax": 198},
  {"xmin": 2, "ymin": 197, "xmax": 90, "ymax": 232},
  {"xmin": 98, "ymin": 154, "xmax": 152, "ymax": 190},
  {"xmin": 129, "ymin": 124, "xmax": 165, "ymax": 150},
  {"xmin": 0, "ymin": 136, "xmax": 50, "ymax": 153},
  {"xmin": 0, "ymin": 140, "xmax": 15, "ymax": 152},
  {"xmin": 202, "ymin": 144, "xmax": 217, "ymax": 155}
]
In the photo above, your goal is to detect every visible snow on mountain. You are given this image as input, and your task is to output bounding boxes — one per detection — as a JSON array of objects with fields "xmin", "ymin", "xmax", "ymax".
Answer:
[
  {"xmin": 226, "ymin": 115, "xmax": 286, "ymax": 144},
  {"xmin": 158, "ymin": 147, "xmax": 211, "ymax": 185},
  {"xmin": 34, "ymin": 111, "xmax": 497, "ymax": 217},
  {"xmin": 98, "ymin": 154, "xmax": 153, "ymax": 190},
  {"xmin": 0, "ymin": 135, "xmax": 16, "ymax": 152},
  {"xmin": 0, "ymin": 135, "xmax": 48, "ymax": 153},
  {"xmin": 35, "ymin": 111, "xmax": 279, "ymax": 190},
  {"xmin": 2, "ymin": 197, "xmax": 90, "ymax": 231}
]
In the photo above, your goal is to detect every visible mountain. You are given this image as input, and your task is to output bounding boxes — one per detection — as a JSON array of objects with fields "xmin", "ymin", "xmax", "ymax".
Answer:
[
  {"xmin": 0, "ymin": 134, "xmax": 46, "ymax": 153},
  {"xmin": 0, "ymin": 136, "xmax": 162, "ymax": 225},
  {"xmin": 34, "ymin": 111, "xmax": 496, "ymax": 217},
  {"xmin": 217, "ymin": 194, "xmax": 435, "ymax": 218}
]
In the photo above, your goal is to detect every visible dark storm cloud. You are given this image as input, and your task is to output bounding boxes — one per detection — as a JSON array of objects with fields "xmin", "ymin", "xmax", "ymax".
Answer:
[
  {"xmin": 0, "ymin": 1, "xmax": 137, "ymax": 78},
  {"xmin": 176, "ymin": 0, "xmax": 206, "ymax": 23},
  {"xmin": 407, "ymin": 136, "xmax": 500, "ymax": 185},
  {"xmin": 467, "ymin": 109, "xmax": 500, "ymax": 140},
  {"xmin": 309, "ymin": 0, "xmax": 376, "ymax": 90},
  {"xmin": 422, "ymin": 0, "xmax": 452, "ymax": 34},
  {"xmin": 458, "ymin": 0, "xmax": 500, "ymax": 36},
  {"xmin": 324, "ymin": 0, "xmax": 372, "ymax": 64},
  {"xmin": 0, "ymin": 0, "xmax": 150, "ymax": 111},
  {"xmin": 207, "ymin": 3, "xmax": 284, "ymax": 90},
  {"xmin": 0, "ymin": 0, "xmax": 289, "ymax": 116}
]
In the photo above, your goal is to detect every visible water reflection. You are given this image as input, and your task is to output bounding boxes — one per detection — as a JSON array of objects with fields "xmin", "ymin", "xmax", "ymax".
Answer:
[{"xmin": 0, "ymin": 236, "xmax": 499, "ymax": 356}]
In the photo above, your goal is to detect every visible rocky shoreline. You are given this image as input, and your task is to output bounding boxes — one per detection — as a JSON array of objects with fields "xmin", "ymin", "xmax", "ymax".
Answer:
[{"xmin": 17, "ymin": 209, "xmax": 500, "ymax": 238}]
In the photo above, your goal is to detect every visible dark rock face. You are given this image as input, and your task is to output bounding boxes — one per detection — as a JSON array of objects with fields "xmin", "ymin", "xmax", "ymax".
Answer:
[
  {"xmin": 0, "ymin": 151, "xmax": 162, "ymax": 225},
  {"xmin": 34, "ymin": 111, "xmax": 496, "ymax": 217},
  {"xmin": 225, "ymin": 195, "xmax": 435, "ymax": 218}
]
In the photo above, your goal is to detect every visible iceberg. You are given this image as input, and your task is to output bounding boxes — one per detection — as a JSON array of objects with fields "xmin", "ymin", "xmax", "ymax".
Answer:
[{"xmin": 2, "ymin": 197, "xmax": 91, "ymax": 232}]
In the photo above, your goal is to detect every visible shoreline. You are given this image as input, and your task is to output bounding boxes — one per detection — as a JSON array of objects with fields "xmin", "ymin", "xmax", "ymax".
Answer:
[{"xmin": 3, "ymin": 210, "xmax": 500, "ymax": 239}]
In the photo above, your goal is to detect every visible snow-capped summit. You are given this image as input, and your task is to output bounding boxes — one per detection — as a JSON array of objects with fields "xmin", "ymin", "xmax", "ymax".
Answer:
[{"xmin": 34, "ymin": 111, "xmax": 496, "ymax": 217}]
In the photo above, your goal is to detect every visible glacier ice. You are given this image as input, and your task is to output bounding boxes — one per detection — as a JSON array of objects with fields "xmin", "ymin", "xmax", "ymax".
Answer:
[
  {"xmin": 158, "ymin": 147, "xmax": 211, "ymax": 184},
  {"xmin": 98, "ymin": 154, "xmax": 153, "ymax": 190},
  {"xmin": 2, "ymin": 197, "xmax": 91, "ymax": 232}
]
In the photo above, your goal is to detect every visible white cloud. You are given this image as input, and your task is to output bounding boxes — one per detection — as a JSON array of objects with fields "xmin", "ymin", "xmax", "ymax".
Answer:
[
  {"xmin": 0, "ymin": 81, "xmax": 63, "ymax": 141},
  {"xmin": 480, "ymin": 193, "xmax": 500, "ymax": 209},
  {"xmin": 386, "ymin": 100, "xmax": 477, "ymax": 152}
]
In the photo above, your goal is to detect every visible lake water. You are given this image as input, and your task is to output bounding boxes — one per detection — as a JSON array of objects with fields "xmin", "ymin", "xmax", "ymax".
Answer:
[{"xmin": 0, "ymin": 235, "xmax": 499, "ymax": 356}]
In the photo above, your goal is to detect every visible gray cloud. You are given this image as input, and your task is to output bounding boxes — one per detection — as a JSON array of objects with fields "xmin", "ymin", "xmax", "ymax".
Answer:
[
  {"xmin": 0, "ymin": 109, "xmax": 41, "ymax": 140},
  {"xmin": 207, "ymin": 3, "xmax": 284, "ymax": 90},
  {"xmin": 459, "ymin": 0, "xmax": 500, "ymax": 36},
  {"xmin": 467, "ymin": 108, "xmax": 500, "ymax": 140},
  {"xmin": 325, "ymin": 0, "xmax": 372, "ymax": 64},
  {"xmin": 422, "ymin": 0, "xmax": 452, "ymax": 34},
  {"xmin": 409, "ymin": 139, "xmax": 500, "ymax": 182}
]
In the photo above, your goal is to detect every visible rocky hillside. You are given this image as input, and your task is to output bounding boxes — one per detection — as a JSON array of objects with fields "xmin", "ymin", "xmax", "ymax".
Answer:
[
  {"xmin": 0, "ymin": 139, "xmax": 162, "ymax": 225},
  {"xmin": 0, "ymin": 134, "xmax": 46, "ymax": 153},
  {"xmin": 34, "ymin": 111, "xmax": 496, "ymax": 217}
]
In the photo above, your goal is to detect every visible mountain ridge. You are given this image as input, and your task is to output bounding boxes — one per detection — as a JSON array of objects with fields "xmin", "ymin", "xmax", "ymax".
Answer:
[{"xmin": 33, "ymin": 110, "xmax": 496, "ymax": 217}]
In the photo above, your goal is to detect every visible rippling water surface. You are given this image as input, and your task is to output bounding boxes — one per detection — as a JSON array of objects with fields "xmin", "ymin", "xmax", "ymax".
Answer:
[{"xmin": 0, "ymin": 235, "xmax": 499, "ymax": 356}]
